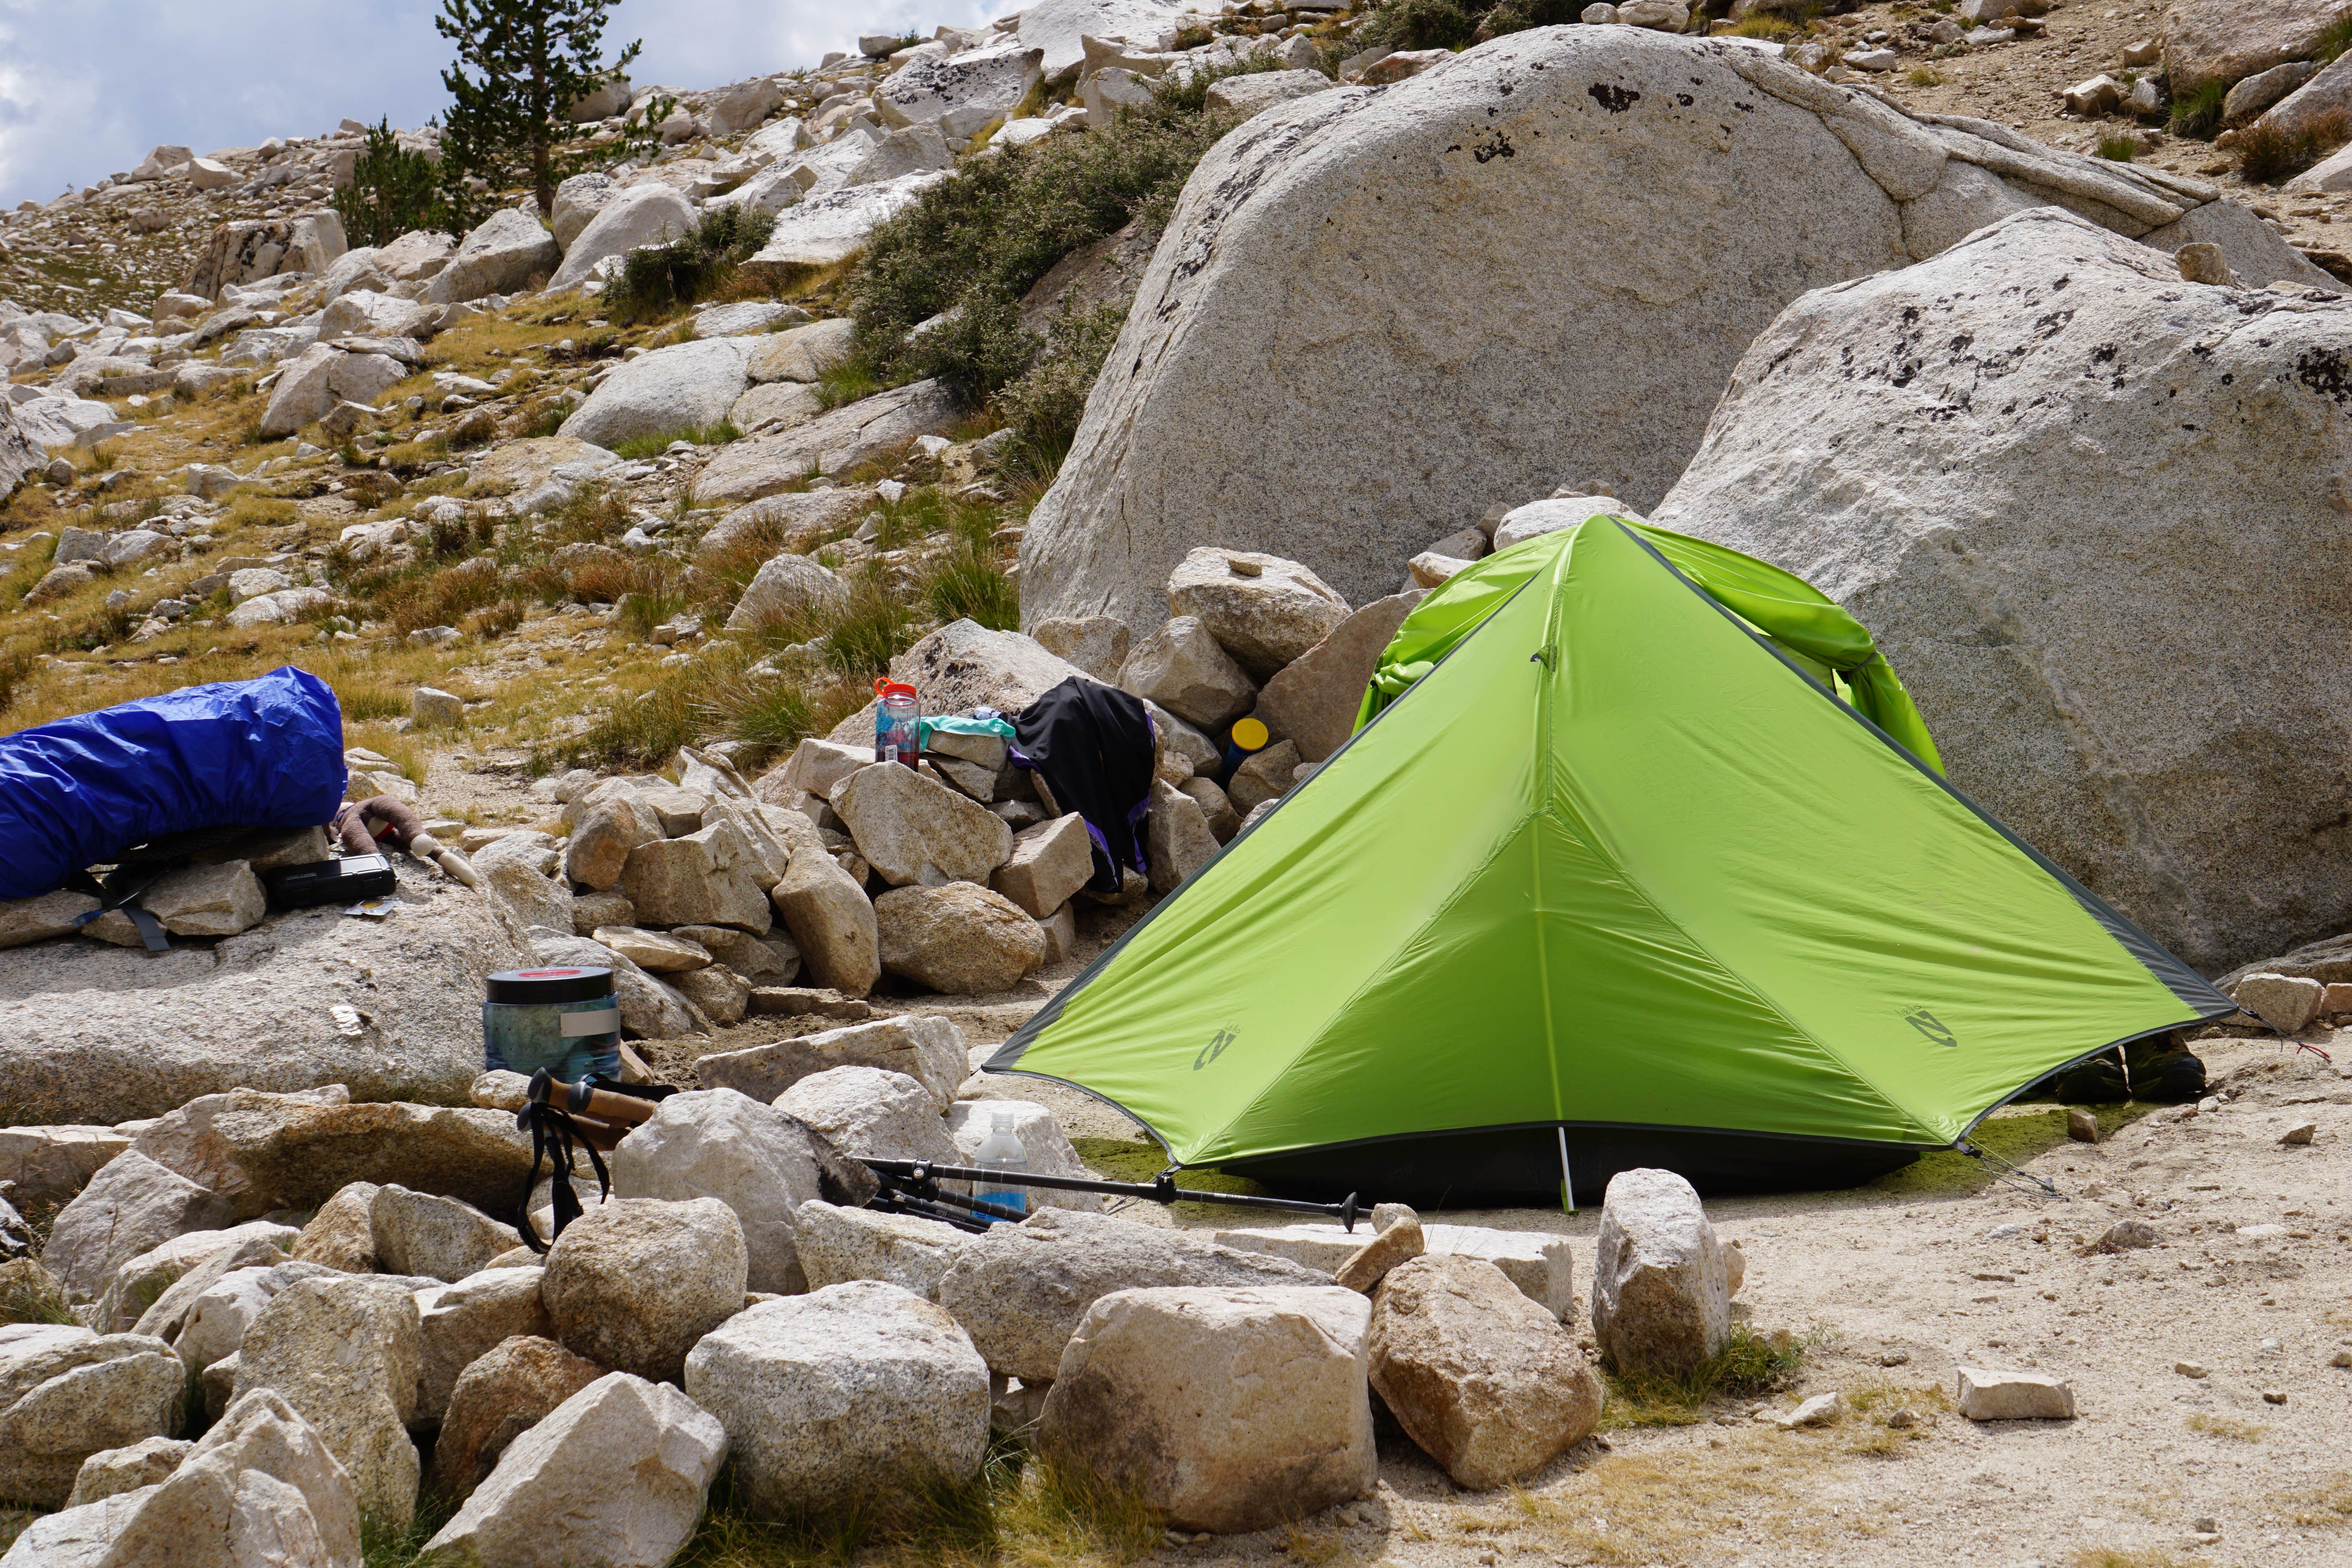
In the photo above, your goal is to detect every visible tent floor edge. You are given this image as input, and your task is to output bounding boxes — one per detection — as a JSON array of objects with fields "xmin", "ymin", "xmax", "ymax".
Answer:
[{"xmin": 1217, "ymin": 1123, "xmax": 1929, "ymax": 1209}]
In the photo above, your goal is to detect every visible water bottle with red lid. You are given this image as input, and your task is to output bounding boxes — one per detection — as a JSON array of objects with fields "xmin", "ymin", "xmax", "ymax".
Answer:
[{"xmin": 875, "ymin": 679, "xmax": 920, "ymax": 767}]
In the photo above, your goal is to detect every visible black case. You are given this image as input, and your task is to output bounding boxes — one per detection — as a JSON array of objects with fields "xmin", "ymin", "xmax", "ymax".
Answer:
[{"xmin": 261, "ymin": 853, "xmax": 398, "ymax": 909}]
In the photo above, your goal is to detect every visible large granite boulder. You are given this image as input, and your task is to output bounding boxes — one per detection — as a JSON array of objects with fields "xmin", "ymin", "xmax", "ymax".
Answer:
[
  {"xmin": 1019, "ymin": 27, "xmax": 2334, "ymax": 632},
  {"xmin": 228, "ymin": 1276, "xmax": 422, "ymax": 1529},
  {"xmin": 936, "ymin": 1208, "xmax": 1332, "ymax": 1382},
  {"xmin": 559, "ymin": 336, "xmax": 754, "ymax": 450},
  {"xmin": 0, "ymin": 867, "xmax": 523, "ymax": 1125},
  {"xmin": 541, "ymin": 1198, "xmax": 749, "ymax": 1384},
  {"xmin": 0, "ymin": 1325, "xmax": 185, "ymax": 1509},
  {"xmin": 1036, "ymin": 1285, "xmax": 1376, "ymax": 1535},
  {"xmin": 683, "ymin": 1283, "xmax": 989, "ymax": 1516},
  {"xmin": 1653, "ymin": 207, "xmax": 2352, "ymax": 973}
]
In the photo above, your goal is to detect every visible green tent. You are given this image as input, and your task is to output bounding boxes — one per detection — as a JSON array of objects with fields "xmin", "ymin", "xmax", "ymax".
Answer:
[{"xmin": 985, "ymin": 518, "xmax": 2232, "ymax": 1202}]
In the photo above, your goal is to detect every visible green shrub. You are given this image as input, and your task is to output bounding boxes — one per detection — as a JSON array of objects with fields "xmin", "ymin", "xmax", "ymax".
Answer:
[
  {"xmin": 2169, "ymin": 79, "xmax": 2229, "ymax": 139},
  {"xmin": 853, "ymin": 87, "xmax": 1242, "ymax": 404},
  {"xmin": 994, "ymin": 302, "xmax": 1125, "ymax": 481},
  {"xmin": 334, "ymin": 120, "xmax": 456, "ymax": 248},
  {"xmin": 605, "ymin": 207, "xmax": 778, "ymax": 322}
]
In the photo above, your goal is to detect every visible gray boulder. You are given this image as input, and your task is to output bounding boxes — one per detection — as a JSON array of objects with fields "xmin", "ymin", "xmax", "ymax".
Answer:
[
  {"xmin": 530, "ymin": 931, "xmax": 704, "ymax": 1038},
  {"xmin": 432, "ymin": 1335, "xmax": 606, "ymax": 1503},
  {"xmin": 724, "ymin": 549, "xmax": 849, "ymax": 632},
  {"xmin": 875, "ymin": 883, "xmax": 1049, "ymax": 994},
  {"xmin": 1165, "ymin": 547, "xmax": 1350, "ymax": 678},
  {"xmin": 559, "ymin": 337, "xmax": 753, "ymax": 449},
  {"xmin": 0, "ymin": 1325, "xmax": 185, "ymax": 1509},
  {"xmin": 0, "ymin": 864, "xmax": 523, "ymax": 1125},
  {"xmin": 541, "ymin": 1198, "xmax": 749, "ymax": 1384},
  {"xmin": 413, "ymin": 1268, "xmax": 554, "ymax": 1426},
  {"xmin": 936, "ymin": 1208, "xmax": 1333, "ymax": 1381},
  {"xmin": 1019, "ymin": 27, "xmax": 2334, "ymax": 632},
  {"xmin": 1250, "ymin": 590, "xmax": 1423, "ymax": 762},
  {"xmin": 42, "ymin": 1151, "xmax": 236, "ymax": 1302},
  {"xmin": 697, "ymin": 1013, "xmax": 969, "ymax": 1107},
  {"xmin": 691, "ymin": 377, "xmax": 960, "ymax": 501},
  {"xmin": 832, "ymin": 762, "xmax": 1014, "ymax": 888},
  {"xmin": 229, "ymin": 1276, "xmax": 422, "ymax": 1529},
  {"xmin": 1587, "ymin": 1168, "xmax": 1730, "ymax": 1379},
  {"xmin": 793, "ymin": 1201, "xmax": 970, "ymax": 1299},
  {"xmin": 609, "ymin": 1089, "xmax": 878, "ymax": 1295},
  {"xmin": 548, "ymin": 182, "xmax": 697, "ymax": 292},
  {"xmin": 1653, "ymin": 207, "xmax": 2352, "ymax": 973},
  {"xmin": 1035, "ymin": 1285, "xmax": 1375, "ymax": 1535},
  {"xmin": 423, "ymin": 1372, "xmax": 727, "ymax": 1568},
  {"xmin": 683, "ymin": 1283, "xmax": 989, "ymax": 1516},
  {"xmin": 425, "ymin": 208, "xmax": 561, "ymax": 303},
  {"xmin": 370, "ymin": 1186, "xmax": 512, "ymax": 1283},
  {"xmin": 772, "ymin": 1065, "xmax": 956, "ymax": 1162},
  {"xmin": 550, "ymin": 171, "xmax": 618, "ymax": 250},
  {"xmin": 1120, "ymin": 615, "xmax": 1256, "ymax": 730}
]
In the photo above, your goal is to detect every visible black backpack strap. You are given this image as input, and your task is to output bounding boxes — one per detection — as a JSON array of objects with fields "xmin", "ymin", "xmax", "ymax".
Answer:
[
  {"xmin": 67, "ymin": 868, "xmax": 171, "ymax": 953},
  {"xmin": 513, "ymin": 1100, "xmax": 612, "ymax": 1253}
]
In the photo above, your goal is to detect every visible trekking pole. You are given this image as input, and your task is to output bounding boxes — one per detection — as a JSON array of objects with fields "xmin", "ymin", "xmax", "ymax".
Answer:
[
  {"xmin": 863, "ymin": 1158, "xmax": 1368, "ymax": 1232},
  {"xmin": 524, "ymin": 1068, "xmax": 662, "ymax": 1152}
]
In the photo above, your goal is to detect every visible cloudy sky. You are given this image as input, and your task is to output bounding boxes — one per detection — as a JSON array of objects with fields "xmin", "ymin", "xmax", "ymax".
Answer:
[{"xmin": 0, "ymin": 0, "xmax": 1014, "ymax": 209}]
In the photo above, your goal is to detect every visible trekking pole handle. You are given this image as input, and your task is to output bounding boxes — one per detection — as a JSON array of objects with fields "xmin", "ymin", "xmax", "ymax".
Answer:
[{"xmin": 528, "ymin": 1069, "xmax": 660, "ymax": 1129}]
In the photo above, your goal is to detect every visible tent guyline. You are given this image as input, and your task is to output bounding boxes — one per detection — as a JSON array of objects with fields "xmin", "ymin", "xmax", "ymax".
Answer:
[{"xmin": 985, "ymin": 517, "xmax": 2236, "ymax": 1205}]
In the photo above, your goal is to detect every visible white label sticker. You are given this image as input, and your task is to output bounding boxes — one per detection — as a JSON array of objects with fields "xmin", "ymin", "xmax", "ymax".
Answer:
[{"xmin": 559, "ymin": 1009, "xmax": 619, "ymax": 1037}]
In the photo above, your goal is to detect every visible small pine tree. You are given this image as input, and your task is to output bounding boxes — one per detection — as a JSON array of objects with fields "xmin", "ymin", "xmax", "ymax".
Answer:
[
  {"xmin": 332, "ymin": 121, "xmax": 452, "ymax": 248},
  {"xmin": 435, "ymin": 0, "xmax": 644, "ymax": 220}
]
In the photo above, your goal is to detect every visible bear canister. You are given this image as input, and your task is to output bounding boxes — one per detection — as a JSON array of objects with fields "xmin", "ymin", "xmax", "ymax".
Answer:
[{"xmin": 483, "ymin": 966, "xmax": 622, "ymax": 1081}]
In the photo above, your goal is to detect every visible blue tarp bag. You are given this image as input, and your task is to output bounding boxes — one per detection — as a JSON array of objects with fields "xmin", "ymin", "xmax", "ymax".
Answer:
[{"xmin": 0, "ymin": 666, "xmax": 348, "ymax": 900}]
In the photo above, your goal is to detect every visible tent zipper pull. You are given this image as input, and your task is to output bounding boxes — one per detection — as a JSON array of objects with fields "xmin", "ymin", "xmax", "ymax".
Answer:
[{"xmin": 1530, "ymin": 646, "xmax": 1557, "ymax": 670}]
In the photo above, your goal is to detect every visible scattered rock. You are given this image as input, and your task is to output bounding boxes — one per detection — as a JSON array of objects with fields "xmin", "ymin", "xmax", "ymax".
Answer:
[
  {"xmin": 1250, "ymin": 591, "xmax": 1423, "ymax": 762},
  {"xmin": 774, "ymin": 1065, "xmax": 957, "ymax": 1162},
  {"xmin": 414, "ymin": 1268, "xmax": 554, "ymax": 1425},
  {"xmin": 62, "ymin": 1435, "xmax": 192, "ymax": 1509},
  {"xmin": 622, "ymin": 820, "xmax": 774, "ymax": 934},
  {"xmin": 432, "ymin": 1334, "xmax": 608, "ymax": 1503},
  {"xmin": 1144, "ymin": 779, "xmax": 1220, "ymax": 894},
  {"xmin": 1955, "ymin": 1366, "xmax": 2075, "ymax": 1421},
  {"xmin": 794, "ymin": 1201, "xmax": 971, "ymax": 1299},
  {"xmin": 230, "ymin": 1275, "xmax": 423, "ymax": 1528},
  {"xmin": 1334, "ymin": 1213, "xmax": 1424, "ymax": 1296},
  {"xmin": 833, "ymin": 761, "xmax": 1015, "ymax": 888},
  {"xmin": 1165, "ymin": 548, "xmax": 1352, "ymax": 678},
  {"xmin": 610, "ymin": 1089, "xmax": 878, "ymax": 1295},
  {"xmin": 993, "ymin": 813, "xmax": 1094, "ymax": 918},
  {"xmin": 1031, "ymin": 615, "xmax": 1131, "ymax": 681},
  {"xmin": 1120, "ymin": 615, "xmax": 1257, "ymax": 730},
  {"xmin": 0, "ymin": 1325, "xmax": 186, "ymax": 1509},
  {"xmin": 2233, "ymin": 973, "xmax": 2326, "ymax": 1033},
  {"xmin": 371, "ymin": 1185, "xmax": 512, "ymax": 1283},
  {"xmin": 43, "ymin": 1151, "xmax": 237, "ymax": 1302},
  {"xmin": 700, "ymin": 1013, "xmax": 969, "ymax": 1107}
]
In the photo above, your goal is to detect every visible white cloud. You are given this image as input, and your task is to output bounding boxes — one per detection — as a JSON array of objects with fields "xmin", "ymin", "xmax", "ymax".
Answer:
[{"xmin": 0, "ymin": 0, "xmax": 1020, "ymax": 209}]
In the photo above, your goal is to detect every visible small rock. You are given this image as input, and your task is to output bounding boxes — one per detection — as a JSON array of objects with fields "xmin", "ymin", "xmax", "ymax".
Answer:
[
  {"xmin": 1031, "ymin": 615, "xmax": 1131, "ymax": 681},
  {"xmin": 1120, "ymin": 615, "xmax": 1258, "ymax": 730},
  {"xmin": 1955, "ymin": 1366, "xmax": 2075, "ymax": 1421},
  {"xmin": 2230, "ymin": 973, "xmax": 2324, "ymax": 1033},
  {"xmin": 2261, "ymin": 1387, "xmax": 2288, "ymax": 1405},
  {"xmin": 1334, "ymin": 1215, "xmax": 1424, "ymax": 1295},
  {"xmin": 414, "ymin": 1268, "xmax": 555, "ymax": 1425},
  {"xmin": 673, "ymin": 963, "xmax": 753, "ymax": 1025},
  {"xmin": 795, "ymin": 1200, "xmax": 971, "ymax": 1299},
  {"xmin": 993, "ymin": 813, "xmax": 1094, "ymax": 918},
  {"xmin": 875, "ymin": 882, "xmax": 1047, "ymax": 994},
  {"xmin": 2083, "ymin": 1220, "xmax": 2158, "ymax": 1254},
  {"xmin": 371, "ymin": 1185, "xmax": 512, "ymax": 1283},
  {"xmin": 2176, "ymin": 1360, "xmax": 2209, "ymax": 1378},
  {"xmin": 1368, "ymin": 1255, "xmax": 1599, "ymax": 1489},
  {"xmin": 1775, "ymin": 1391, "xmax": 1842, "ymax": 1429},
  {"xmin": 833, "ymin": 761, "xmax": 1014, "ymax": 889},
  {"xmin": 62, "ymin": 1434, "xmax": 193, "ymax": 1508},
  {"xmin": 2175, "ymin": 242, "xmax": 2236, "ymax": 287},
  {"xmin": 774, "ymin": 1065, "xmax": 956, "ymax": 1163},
  {"xmin": 2066, "ymin": 1107, "xmax": 2101, "ymax": 1143},
  {"xmin": 411, "ymin": 687, "xmax": 465, "ymax": 728},
  {"xmin": 1164, "ymin": 547, "xmax": 1350, "ymax": 679},
  {"xmin": 2280, "ymin": 1122, "xmax": 2317, "ymax": 1146},
  {"xmin": 0, "ymin": 1324, "xmax": 187, "ymax": 1509}
]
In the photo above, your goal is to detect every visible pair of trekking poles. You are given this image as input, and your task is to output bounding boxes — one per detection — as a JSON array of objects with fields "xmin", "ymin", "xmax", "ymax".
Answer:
[{"xmin": 515, "ymin": 1068, "xmax": 1367, "ymax": 1242}]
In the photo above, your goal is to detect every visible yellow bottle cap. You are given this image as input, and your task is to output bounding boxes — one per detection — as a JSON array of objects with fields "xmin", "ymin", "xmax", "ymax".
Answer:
[{"xmin": 1230, "ymin": 717, "xmax": 1269, "ymax": 750}]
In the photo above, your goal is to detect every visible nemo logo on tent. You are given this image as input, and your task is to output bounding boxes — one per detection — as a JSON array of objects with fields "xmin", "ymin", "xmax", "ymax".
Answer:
[
  {"xmin": 1903, "ymin": 1009, "xmax": 1959, "ymax": 1049},
  {"xmin": 1194, "ymin": 1027, "xmax": 1238, "ymax": 1071}
]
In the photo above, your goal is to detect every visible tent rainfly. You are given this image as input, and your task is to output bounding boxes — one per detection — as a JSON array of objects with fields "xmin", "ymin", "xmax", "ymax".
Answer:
[{"xmin": 985, "ymin": 517, "xmax": 2235, "ymax": 1203}]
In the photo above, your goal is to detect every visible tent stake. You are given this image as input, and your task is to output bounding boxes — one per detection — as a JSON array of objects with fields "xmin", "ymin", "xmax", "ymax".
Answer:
[{"xmin": 1558, "ymin": 1127, "xmax": 1575, "ymax": 1214}]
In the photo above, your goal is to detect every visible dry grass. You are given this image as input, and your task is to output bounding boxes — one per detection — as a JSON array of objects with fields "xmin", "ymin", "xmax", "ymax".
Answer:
[
  {"xmin": 2065, "ymin": 1550, "xmax": 2192, "ymax": 1568},
  {"xmin": 1600, "ymin": 1323, "xmax": 1818, "ymax": 1429},
  {"xmin": 2186, "ymin": 1412, "xmax": 2267, "ymax": 1441},
  {"xmin": 1456, "ymin": 1439, "xmax": 1807, "ymax": 1566},
  {"xmin": 2279, "ymin": 1472, "xmax": 2352, "ymax": 1528}
]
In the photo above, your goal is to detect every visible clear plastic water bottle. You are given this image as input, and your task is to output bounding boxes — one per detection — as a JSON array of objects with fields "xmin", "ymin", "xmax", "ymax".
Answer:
[
  {"xmin": 875, "ymin": 679, "xmax": 920, "ymax": 768},
  {"xmin": 974, "ymin": 1110, "xmax": 1030, "ymax": 1222}
]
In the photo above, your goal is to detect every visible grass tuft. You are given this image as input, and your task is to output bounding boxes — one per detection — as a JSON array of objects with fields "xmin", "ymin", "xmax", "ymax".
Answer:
[
  {"xmin": 2237, "ymin": 111, "xmax": 2352, "ymax": 185},
  {"xmin": 2095, "ymin": 134, "xmax": 2137, "ymax": 162},
  {"xmin": 1601, "ymin": 1323, "xmax": 1817, "ymax": 1429},
  {"xmin": 2187, "ymin": 1412, "xmax": 2267, "ymax": 1441},
  {"xmin": 2168, "ymin": 78, "xmax": 2228, "ymax": 139},
  {"xmin": 0, "ymin": 1260, "xmax": 75, "ymax": 1326},
  {"xmin": 612, "ymin": 423, "xmax": 741, "ymax": 461}
]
